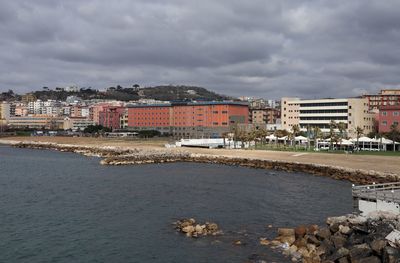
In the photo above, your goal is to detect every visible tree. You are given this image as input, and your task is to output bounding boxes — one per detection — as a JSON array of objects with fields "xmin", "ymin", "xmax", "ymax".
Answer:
[
  {"xmin": 291, "ymin": 124, "xmax": 300, "ymax": 147},
  {"xmin": 389, "ymin": 123, "xmax": 399, "ymax": 152},
  {"xmin": 355, "ymin": 126, "xmax": 364, "ymax": 152},
  {"xmin": 221, "ymin": 132, "xmax": 229, "ymax": 148},
  {"xmin": 337, "ymin": 122, "xmax": 346, "ymax": 150},
  {"xmin": 329, "ymin": 120, "xmax": 337, "ymax": 150}
]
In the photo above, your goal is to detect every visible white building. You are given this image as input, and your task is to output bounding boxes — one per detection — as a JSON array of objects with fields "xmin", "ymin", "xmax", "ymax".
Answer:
[
  {"xmin": 281, "ymin": 97, "xmax": 375, "ymax": 137},
  {"xmin": 28, "ymin": 100, "xmax": 44, "ymax": 114}
]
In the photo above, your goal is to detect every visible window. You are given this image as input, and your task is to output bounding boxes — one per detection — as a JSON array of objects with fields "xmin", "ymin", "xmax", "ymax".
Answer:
[
  {"xmin": 394, "ymin": 121, "xmax": 399, "ymax": 126},
  {"xmin": 382, "ymin": 111, "xmax": 387, "ymax": 116},
  {"xmin": 382, "ymin": 121, "xmax": 387, "ymax": 126},
  {"xmin": 393, "ymin": 111, "xmax": 399, "ymax": 116}
]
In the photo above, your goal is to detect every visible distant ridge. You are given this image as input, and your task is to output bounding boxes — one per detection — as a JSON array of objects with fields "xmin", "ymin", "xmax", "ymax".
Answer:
[{"xmin": 0, "ymin": 85, "xmax": 233, "ymax": 102}]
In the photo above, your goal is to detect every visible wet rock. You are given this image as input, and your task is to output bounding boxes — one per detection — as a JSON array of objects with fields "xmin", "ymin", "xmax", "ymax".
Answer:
[
  {"xmin": 339, "ymin": 225, "xmax": 352, "ymax": 235},
  {"xmin": 174, "ymin": 218, "xmax": 221, "ymax": 238},
  {"xmin": 370, "ymin": 239, "xmax": 387, "ymax": 255},
  {"xmin": 331, "ymin": 235, "xmax": 347, "ymax": 248},
  {"xmin": 327, "ymin": 247, "xmax": 349, "ymax": 261},
  {"xmin": 316, "ymin": 228, "xmax": 332, "ymax": 241},
  {"xmin": 305, "ymin": 234, "xmax": 321, "ymax": 246},
  {"xmin": 295, "ymin": 225, "xmax": 307, "ymax": 238},
  {"xmin": 356, "ymin": 256, "xmax": 381, "ymax": 263},
  {"xmin": 327, "ymin": 216, "xmax": 348, "ymax": 226},
  {"xmin": 349, "ymin": 243, "xmax": 372, "ymax": 261},
  {"xmin": 383, "ymin": 246, "xmax": 400, "ymax": 263}
]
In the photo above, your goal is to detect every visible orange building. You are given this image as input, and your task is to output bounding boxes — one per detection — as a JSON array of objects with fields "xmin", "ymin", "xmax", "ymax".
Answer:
[{"xmin": 127, "ymin": 102, "xmax": 249, "ymax": 137}]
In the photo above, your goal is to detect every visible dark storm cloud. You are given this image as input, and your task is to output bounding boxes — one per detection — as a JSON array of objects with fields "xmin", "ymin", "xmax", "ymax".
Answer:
[{"xmin": 0, "ymin": 0, "xmax": 400, "ymax": 98}]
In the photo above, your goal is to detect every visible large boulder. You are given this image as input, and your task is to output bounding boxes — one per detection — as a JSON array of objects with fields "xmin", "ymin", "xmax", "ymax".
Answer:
[
  {"xmin": 316, "ymin": 228, "xmax": 332, "ymax": 241},
  {"xmin": 331, "ymin": 235, "xmax": 347, "ymax": 248},
  {"xmin": 327, "ymin": 216, "xmax": 348, "ymax": 226},
  {"xmin": 295, "ymin": 225, "xmax": 307, "ymax": 238},
  {"xmin": 349, "ymin": 243, "xmax": 372, "ymax": 262},
  {"xmin": 370, "ymin": 239, "xmax": 387, "ymax": 256},
  {"xmin": 383, "ymin": 246, "xmax": 400, "ymax": 263}
]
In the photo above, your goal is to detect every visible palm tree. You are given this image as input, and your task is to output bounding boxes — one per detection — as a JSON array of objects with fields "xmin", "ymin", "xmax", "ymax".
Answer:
[
  {"xmin": 329, "ymin": 120, "xmax": 337, "ymax": 150},
  {"xmin": 221, "ymin": 132, "xmax": 229, "ymax": 148},
  {"xmin": 291, "ymin": 124, "xmax": 300, "ymax": 147},
  {"xmin": 389, "ymin": 123, "xmax": 399, "ymax": 152},
  {"xmin": 355, "ymin": 126, "xmax": 364, "ymax": 152},
  {"xmin": 312, "ymin": 126, "xmax": 322, "ymax": 150},
  {"xmin": 337, "ymin": 122, "xmax": 346, "ymax": 150}
]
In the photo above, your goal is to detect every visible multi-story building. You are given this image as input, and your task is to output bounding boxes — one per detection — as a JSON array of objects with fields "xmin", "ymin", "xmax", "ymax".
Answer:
[
  {"xmin": 99, "ymin": 106, "xmax": 126, "ymax": 130},
  {"xmin": 250, "ymin": 108, "xmax": 280, "ymax": 125},
  {"xmin": 21, "ymin": 93, "xmax": 36, "ymax": 104},
  {"xmin": 378, "ymin": 106, "xmax": 400, "ymax": 133},
  {"xmin": 127, "ymin": 101, "xmax": 249, "ymax": 137},
  {"xmin": 63, "ymin": 117, "xmax": 95, "ymax": 131},
  {"xmin": 7, "ymin": 115, "xmax": 64, "ymax": 129},
  {"xmin": 120, "ymin": 110, "xmax": 129, "ymax": 130},
  {"xmin": 281, "ymin": 97, "xmax": 374, "ymax": 137},
  {"xmin": 363, "ymin": 89, "xmax": 400, "ymax": 110},
  {"xmin": 0, "ymin": 102, "xmax": 10, "ymax": 126},
  {"xmin": 14, "ymin": 104, "xmax": 28, "ymax": 116}
]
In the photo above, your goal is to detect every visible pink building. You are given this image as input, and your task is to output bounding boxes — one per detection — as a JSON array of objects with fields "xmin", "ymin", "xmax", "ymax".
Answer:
[
  {"xmin": 99, "ymin": 106, "xmax": 126, "ymax": 130},
  {"xmin": 378, "ymin": 106, "xmax": 400, "ymax": 133}
]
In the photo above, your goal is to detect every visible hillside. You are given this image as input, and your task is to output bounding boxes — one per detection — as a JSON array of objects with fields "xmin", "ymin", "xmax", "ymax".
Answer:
[{"xmin": 5, "ymin": 85, "xmax": 232, "ymax": 102}]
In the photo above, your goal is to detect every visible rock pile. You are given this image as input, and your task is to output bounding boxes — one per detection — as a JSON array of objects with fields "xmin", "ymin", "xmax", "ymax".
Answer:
[
  {"xmin": 174, "ymin": 218, "xmax": 222, "ymax": 238},
  {"xmin": 269, "ymin": 212, "xmax": 400, "ymax": 263}
]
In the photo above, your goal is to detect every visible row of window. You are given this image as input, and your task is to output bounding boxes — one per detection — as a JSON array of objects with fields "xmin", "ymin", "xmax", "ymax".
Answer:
[
  {"xmin": 299, "ymin": 109, "xmax": 348, "ymax": 114},
  {"xmin": 299, "ymin": 116, "xmax": 348, "ymax": 120},
  {"xmin": 381, "ymin": 111, "xmax": 400, "ymax": 116},
  {"xmin": 299, "ymin": 102, "xmax": 348, "ymax": 107},
  {"xmin": 381, "ymin": 121, "xmax": 399, "ymax": 126}
]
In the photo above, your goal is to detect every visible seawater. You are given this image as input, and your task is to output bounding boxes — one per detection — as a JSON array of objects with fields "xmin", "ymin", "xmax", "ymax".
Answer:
[{"xmin": 0, "ymin": 145, "xmax": 352, "ymax": 263}]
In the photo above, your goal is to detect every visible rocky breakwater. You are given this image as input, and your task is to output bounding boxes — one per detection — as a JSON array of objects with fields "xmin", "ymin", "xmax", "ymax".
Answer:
[
  {"xmin": 4, "ymin": 139, "xmax": 399, "ymax": 185},
  {"xmin": 11, "ymin": 141, "xmax": 137, "ymax": 157},
  {"xmin": 269, "ymin": 212, "xmax": 400, "ymax": 263},
  {"xmin": 101, "ymin": 153, "xmax": 400, "ymax": 185},
  {"xmin": 173, "ymin": 218, "xmax": 222, "ymax": 238},
  {"xmin": 100, "ymin": 150, "xmax": 191, "ymax": 165}
]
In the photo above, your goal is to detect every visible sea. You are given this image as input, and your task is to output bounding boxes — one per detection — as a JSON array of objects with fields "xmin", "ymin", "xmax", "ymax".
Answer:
[{"xmin": 0, "ymin": 145, "xmax": 353, "ymax": 263}]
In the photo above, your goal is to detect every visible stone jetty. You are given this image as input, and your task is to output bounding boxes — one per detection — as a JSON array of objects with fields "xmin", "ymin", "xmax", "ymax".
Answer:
[
  {"xmin": 173, "ymin": 218, "xmax": 222, "ymax": 238},
  {"xmin": 269, "ymin": 212, "xmax": 400, "ymax": 263},
  {"xmin": 4, "ymin": 140, "xmax": 400, "ymax": 185}
]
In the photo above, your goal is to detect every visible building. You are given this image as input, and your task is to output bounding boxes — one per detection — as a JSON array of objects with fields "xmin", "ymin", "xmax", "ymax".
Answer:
[
  {"xmin": 7, "ymin": 115, "xmax": 64, "ymax": 129},
  {"xmin": 363, "ymin": 89, "xmax": 400, "ymax": 110},
  {"xmin": 0, "ymin": 102, "xmax": 10, "ymax": 119},
  {"xmin": 21, "ymin": 93, "xmax": 36, "ymax": 104},
  {"xmin": 250, "ymin": 108, "xmax": 280, "ymax": 125},
  {"xmin": 120, "ymin": 110, "xmax": 129, "ymax": 129},
  {"xmin": 281, "ymin": 97, "xmax": 374, "ymax": 137},
  {"xmin": 63, "ymin": 117, "xmax": 95, "ymax": 131},
  {"xmin": 378, "ymin": 105, "xmax": 400, "ymax": 133},
  {"xmin": 127, "ymin": 101, "xmax": 249, "ymax": 137},
  {"xmin": 99, "ymin": 106, "xmax": 126, "ymax": 130}
]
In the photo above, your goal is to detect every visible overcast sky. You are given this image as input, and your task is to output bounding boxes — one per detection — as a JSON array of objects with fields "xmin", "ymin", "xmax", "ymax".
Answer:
[{"xmin": 1, "ymin": 0, "xmax": 400, "ymax": 99}]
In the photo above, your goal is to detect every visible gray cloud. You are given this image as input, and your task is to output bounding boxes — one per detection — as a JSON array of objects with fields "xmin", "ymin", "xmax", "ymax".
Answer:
[{"xmin": 0, "ymin": 0, "xmax": 400, "ymax": 99}]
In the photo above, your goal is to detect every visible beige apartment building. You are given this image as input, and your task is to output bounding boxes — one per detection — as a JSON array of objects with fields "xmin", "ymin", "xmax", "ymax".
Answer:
[
  {"xmin": 281, "ymin": 97, "xmax": 374, "ymax": 137},
  {"xmin": 0, "ymin": 102, "xmax": 10, "ymax": 126}
]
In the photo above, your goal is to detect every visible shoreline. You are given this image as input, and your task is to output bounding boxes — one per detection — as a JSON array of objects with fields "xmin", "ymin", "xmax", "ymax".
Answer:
[{"xmin": 1, "ymin": 138, "xmax": 399, "ymax": 185}]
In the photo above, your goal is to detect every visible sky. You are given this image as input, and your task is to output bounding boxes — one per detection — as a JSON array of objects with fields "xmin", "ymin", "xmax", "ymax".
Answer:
[{"xmin": 0, "ymin": 0, "xmax": 400, "ymax": 99}]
